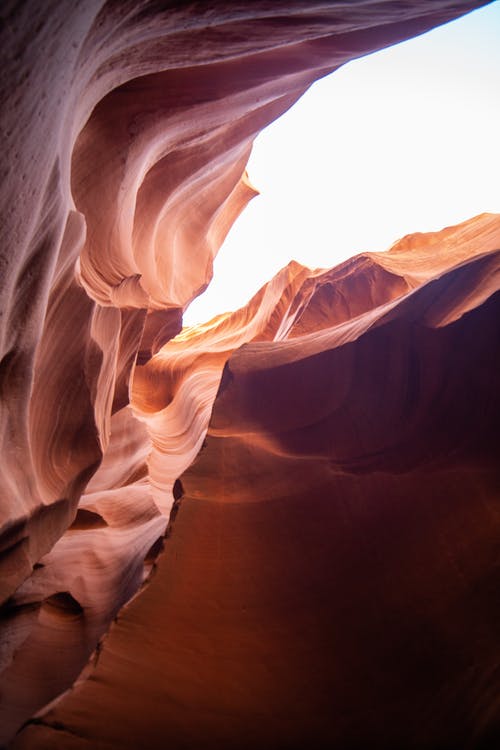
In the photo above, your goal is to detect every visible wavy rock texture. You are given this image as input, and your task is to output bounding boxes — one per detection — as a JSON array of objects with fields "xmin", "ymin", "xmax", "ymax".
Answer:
[
  {"xmin": 0, "ymin": 1, "xmax": 497, "ymax": 748},
  {"xmin": 11, "ymin": 214, "xmax": 500, "ymax": 749}
]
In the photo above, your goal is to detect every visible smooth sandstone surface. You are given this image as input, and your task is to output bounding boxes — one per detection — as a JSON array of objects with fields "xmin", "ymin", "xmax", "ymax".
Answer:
[
  {"xmin": 9, "ymin": 214, "xmax": 500, "ymax": 749},
  {"xmin": 0, "ymin": 1, "xmax": 498, "ymax": 748}
]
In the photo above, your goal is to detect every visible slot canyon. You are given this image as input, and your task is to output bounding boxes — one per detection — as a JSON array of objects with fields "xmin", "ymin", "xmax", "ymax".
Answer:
[{"xmin": 1, "ymin": 1, "xmax": 499, "ymax": 748}]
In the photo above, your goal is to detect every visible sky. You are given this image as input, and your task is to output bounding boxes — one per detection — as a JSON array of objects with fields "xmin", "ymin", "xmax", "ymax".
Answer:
[{"xmin": 183, "ymin": 1, "xmax": 500, "ymax": 326}]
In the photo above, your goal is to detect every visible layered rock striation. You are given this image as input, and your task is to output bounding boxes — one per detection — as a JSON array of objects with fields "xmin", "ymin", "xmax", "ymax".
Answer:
[
  {"xmin": 8, "ymin": 212, "xmax": 500, "ymax": 748},
  {"xmin": 0, "ymin": 2, "xmax": 498, "ymax": 748},
  {"xmin": 9, "ymin": 211, "xmax": 500, "ymax": 749}
]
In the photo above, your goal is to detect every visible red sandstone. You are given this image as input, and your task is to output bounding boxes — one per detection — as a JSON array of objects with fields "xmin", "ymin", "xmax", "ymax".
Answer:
[{"xmin": 0, "ymin": 2, "xmax": 498, "ymax": 749}]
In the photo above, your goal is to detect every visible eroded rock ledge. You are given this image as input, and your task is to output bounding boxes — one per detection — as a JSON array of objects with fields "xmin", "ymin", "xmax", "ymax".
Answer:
[{"xmin": 0, "ymin": 2, "xmax": 497, "ymax": 748}]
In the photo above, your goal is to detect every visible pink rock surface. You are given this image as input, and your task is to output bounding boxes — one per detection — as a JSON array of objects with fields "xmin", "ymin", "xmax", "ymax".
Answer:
[
  {"xmin": 0, "ymin": 2, "xmax": 496, "ymax": 748},
  {"xmin": 9, "ymin": 212, "xmax": 500, "ymax": 749}
]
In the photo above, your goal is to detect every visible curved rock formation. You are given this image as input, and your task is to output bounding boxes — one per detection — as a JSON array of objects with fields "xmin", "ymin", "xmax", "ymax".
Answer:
[
  {"xmin": 9, "ymin": 212, "xmax": 500, "ymax": 748},
  {"xmin": 0, "ymin": 2, "xmax": 497, "ymax": 749}
]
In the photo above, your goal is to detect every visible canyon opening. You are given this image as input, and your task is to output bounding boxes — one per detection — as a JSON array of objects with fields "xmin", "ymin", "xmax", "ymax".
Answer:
[{"xmin": 184, "ymin": 1, "xmax": 500, "ymax": 325}]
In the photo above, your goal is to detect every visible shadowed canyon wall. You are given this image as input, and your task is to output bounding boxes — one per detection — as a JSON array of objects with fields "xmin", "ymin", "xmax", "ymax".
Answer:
[{"xmin": 1, "ymin": 2, "xmax": 498, "ymax": 748}]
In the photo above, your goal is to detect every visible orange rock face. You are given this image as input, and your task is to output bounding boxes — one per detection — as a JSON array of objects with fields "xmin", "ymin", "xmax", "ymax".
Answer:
[
  {"xmin": 0, "ymin": 2, "xmax": 498, "ymax": 749},
  {"xmin": 10, "ymin": 212, "xmax": 500, "ymax": 750}
]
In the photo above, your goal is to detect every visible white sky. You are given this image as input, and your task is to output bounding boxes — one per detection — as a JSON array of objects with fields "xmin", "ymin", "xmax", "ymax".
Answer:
[{"xmin": 184, "ymin": 1, "xmax": 500, "ymax": 326}]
